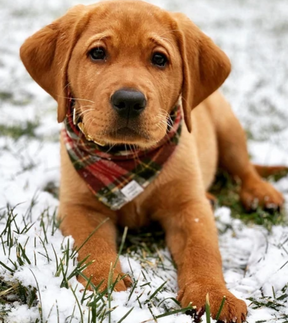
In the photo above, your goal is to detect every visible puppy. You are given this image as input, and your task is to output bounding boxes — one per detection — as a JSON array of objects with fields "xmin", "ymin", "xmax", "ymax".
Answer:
[{"xmin": 20, "ymin": 1, "xmax": 285, "ymax": 321}]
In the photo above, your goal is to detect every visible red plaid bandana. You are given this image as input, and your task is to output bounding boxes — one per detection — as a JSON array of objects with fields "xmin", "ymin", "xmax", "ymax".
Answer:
[{"xmin": 61, "ymin": 100, "xmax": 182, "ymax": 210}]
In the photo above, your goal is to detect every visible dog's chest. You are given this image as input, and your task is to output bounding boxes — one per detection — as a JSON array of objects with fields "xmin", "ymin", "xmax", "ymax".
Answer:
[{"xmin": 117, "ymin": 199, "xmax": 151, "ymax": 228}]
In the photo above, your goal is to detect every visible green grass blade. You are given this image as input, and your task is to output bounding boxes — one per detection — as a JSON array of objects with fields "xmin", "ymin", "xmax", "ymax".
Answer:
[
  {"xmin": 205, "ymin": 293, "xmax": 211, "ymax": 323},
  {"xmin": 216, "ymin": 296, "xmax": 226, "ymax": 320},
  {"xmin": 117, "ymin": 307, "xmax": 134, "ymax": 323}
]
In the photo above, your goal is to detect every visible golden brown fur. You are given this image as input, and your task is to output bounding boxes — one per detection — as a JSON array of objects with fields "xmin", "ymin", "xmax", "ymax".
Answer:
[{"xmin": 20, "ymin": 1, "xmax": 286, "ymax": 321}]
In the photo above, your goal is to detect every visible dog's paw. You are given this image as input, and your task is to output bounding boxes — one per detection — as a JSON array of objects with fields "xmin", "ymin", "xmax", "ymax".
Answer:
[
  {"xmin": 78, "ymin": 264, "xmax": 132, "ymax": 292},
  {"xmin": 240, "ymin": 178, "xmax": 284, "ymax": 212},
  {"xmin": 178, "ymin": 281, "xmax": 247, "ymax": 323}
]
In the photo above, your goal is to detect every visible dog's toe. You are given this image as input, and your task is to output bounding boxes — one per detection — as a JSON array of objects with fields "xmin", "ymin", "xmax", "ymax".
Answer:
[
  {"xmin": 240, "ymin": 178, "xmax": 284, "ymax": 212},
  {"xmin": 178, "ymin": 281, "xmax": 247, "ymax": 323}
]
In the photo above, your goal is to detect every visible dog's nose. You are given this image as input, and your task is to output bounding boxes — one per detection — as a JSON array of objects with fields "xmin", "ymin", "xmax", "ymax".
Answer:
[{"xmin": 111, "ymin": 89, "xmax": 146, "ymax": 118}]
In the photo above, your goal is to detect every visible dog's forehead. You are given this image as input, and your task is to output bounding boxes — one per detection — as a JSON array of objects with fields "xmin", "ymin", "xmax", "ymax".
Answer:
[
  {"xmin": 86, "ymin": 0, "xmax": 171, "ymax": 22},
  {"xmin": 82, "ymin": 1, "xmax": 176, "ymax": 44}
]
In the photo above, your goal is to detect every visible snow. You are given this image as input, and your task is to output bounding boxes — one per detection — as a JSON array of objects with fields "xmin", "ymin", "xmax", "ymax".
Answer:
[{"xmin": 0, "ymin": 0, "xmax": 288, "ymax": 322}]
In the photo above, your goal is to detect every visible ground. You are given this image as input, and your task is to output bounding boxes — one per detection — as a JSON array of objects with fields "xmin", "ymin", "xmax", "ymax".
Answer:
[{"xmin": 0, "ymin": 0, "xmax": 288, "ymax": 322}]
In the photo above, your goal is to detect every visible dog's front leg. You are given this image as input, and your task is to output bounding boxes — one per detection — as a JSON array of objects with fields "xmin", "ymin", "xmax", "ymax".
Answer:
[
  {"xmin": 59, "ymin": 204, "xmax": 132, "ymax": 291},
  {"xmin": 160, "ymin": 199, "xmax": 247, "ymax": 322}
]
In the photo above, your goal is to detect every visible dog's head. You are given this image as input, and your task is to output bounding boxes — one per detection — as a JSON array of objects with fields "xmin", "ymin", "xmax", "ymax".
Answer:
[{"xmin": 20, "ymin": 0, "xmax": 230, "ymax": 149}]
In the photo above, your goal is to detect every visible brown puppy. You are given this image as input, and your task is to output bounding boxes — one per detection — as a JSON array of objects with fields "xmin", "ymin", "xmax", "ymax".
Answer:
[{"xmin": 20, "ymin": 1, "xmax": 285, "ymax": 321}]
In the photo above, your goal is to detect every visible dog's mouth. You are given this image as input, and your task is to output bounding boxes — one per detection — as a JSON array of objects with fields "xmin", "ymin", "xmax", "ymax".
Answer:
[
  {"xmin": 75, "ymin": 108, "xmax": 158, "ymax": 148},
  {"xmin": 78, "ymin": 119, "xmax": 157, "ymax": 148},
  {"xmin": 72, "ymin": 103, "xmax": 181, "ymax": 151},
  {"xmin": 77, "ymin": 105, "xmax": 181, "ymax": 149}
]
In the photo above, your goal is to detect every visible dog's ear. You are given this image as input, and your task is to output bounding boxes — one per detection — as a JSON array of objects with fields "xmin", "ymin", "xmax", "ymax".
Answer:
[
  {"xmin": 172, "ymin": 13, "xmax": 231, "ymax": 132},
  {"xmin": 20, "ymin": 5, "xmax": 90, "ymax": 122}
]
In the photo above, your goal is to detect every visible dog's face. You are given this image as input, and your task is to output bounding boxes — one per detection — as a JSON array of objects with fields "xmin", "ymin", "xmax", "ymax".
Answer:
[
  {"xmin": 68, "ymin": 2, "xmax": 183, "ymax": 148},
  {"xmin": 20, "ymin": 0, "xmax": 231, "ymax": 148}
]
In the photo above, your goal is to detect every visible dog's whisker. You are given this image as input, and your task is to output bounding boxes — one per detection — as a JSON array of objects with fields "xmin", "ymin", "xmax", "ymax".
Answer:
[
  {"xmin": 129, "ymin": 143, "xmax": 141, "ymax": 166},
  {"xmin": 129, "ymin": 143, "xmax": 139, "ymax": 166},
  {"xmin": 77, "ymin": 108, "xmax": 95, "ymax": 118},
  {"xmin": 105, "ymin": 143, "xmax": 116, "ymax": 154},
  {"xmin": 63, "ymin": 82, "xmax": 71, "ymax": 92},
  {"xmin": 57, "ymin": 94, "xmax": 96, "ymax": 104},
  {"xmin": 156, "ymin": 118, "xmax": 171, "ymax": 131},
  {"xmin": 78, "ymin": 104, "xmax": 94, "ymax": 109},
  {"xmin": 85, "ymin": 116, "xmax": 96, "ymax": 131},
  {"xmin": 156, "ymin": 123, "xmax": 167, "ymax": 133},
  {"xmin": 74, "ymin": 97, "xmax": 95, "ymax": 103},
  {"xmin": 162, "ymin": 120, "xmax": 173, "ymax": 130},
  {"xmin": 167, "ymin": 113, "xmax": 173, "ymax": 124},
  {"xmin": 159, "ymin": 108, "xmax": 169, "ymax": 115}
]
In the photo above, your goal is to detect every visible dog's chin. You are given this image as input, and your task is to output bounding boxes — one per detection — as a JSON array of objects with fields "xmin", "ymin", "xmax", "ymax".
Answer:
[{"xmin": 92, "ymin": 126, "xmax": 165, "ymax": 150}]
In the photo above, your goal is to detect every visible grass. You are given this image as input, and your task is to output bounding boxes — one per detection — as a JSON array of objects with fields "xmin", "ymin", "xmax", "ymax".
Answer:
[
  {"xmin": 0, "ymin": 168, "xmax": 287, "ymax": 322},
  {"xmin": 0, "ymin": 205, "xmax": 194, "ymax": 322},
  {"xmin": 0, "ymin": 121, "xmax": 39, "ymax": 140},
  {"xmin": 1, "ymin": 0, "xmax": 288, "ymax": 320},
  {"xmin": 0, "ymin": 279, "xmax": 37, "ymax": 309},
  {"xmin": 210, "ymin": 169, "xmax": 288, "ymax": 231},
  {"xmin": 0, "ymin": 91, "xmax": 13, "ymax": 101},
  {"xmin": 248, "ymin": 284, "xmax": 288, "ymax": 322},
  {"xmin": 0, "ymin": 115, "xmax": 287, "ymax": 322}
]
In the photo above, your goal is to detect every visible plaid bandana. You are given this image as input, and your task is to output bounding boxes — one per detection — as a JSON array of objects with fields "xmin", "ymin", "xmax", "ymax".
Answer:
[{"xmin": 62, "ymin": 100, "xmax": 182, "ymax": 210}]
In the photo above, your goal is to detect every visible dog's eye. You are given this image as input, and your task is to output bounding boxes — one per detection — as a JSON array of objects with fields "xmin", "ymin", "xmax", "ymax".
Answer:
[
  {"xmin": 152, "ymin": 52, "xmax": 168, "ymax": 67},
  {"xmin": 89, "ymin": 47, "xmax": 106, "ymax": 61}
]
